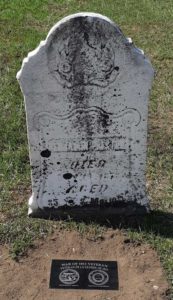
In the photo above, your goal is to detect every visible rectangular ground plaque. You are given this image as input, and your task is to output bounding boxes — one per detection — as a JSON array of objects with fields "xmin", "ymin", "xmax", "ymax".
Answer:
[{"xmin": 49, "ymin": 259, "xmax": 118, "ymax": 290}]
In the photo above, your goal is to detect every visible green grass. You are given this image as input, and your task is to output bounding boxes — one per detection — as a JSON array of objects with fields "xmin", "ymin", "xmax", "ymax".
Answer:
[{"xmin": 0, "ymin": 0, "xmax": 173, "ymax": 298}]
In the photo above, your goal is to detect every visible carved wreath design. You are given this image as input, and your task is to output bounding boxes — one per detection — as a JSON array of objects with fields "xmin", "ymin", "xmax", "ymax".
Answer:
[{"xmin": 47, "ymin": 18, "xmax": 120, "ymax": 88}]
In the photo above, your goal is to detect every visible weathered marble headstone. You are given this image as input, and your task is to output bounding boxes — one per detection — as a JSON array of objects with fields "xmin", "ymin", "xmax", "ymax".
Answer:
[{"xmin": 17, "ymin": 13, "xmax": 154, "ymax": 218}]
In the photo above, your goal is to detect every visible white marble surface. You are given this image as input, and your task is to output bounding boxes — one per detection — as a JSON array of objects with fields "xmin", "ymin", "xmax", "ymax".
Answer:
[{"xmin": 17, "ymin": 13, "xmax": 154, "ymax": 216}]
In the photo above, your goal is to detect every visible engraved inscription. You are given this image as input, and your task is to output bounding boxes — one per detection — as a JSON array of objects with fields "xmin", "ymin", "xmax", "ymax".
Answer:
[
  {"xmin": 71, "ymin": 159, "xmax": 106, "ymax": 169},
  {"xmin": 66, "ymin": 184, "xmax": 108, "ymax": 194},
  {"xmin": 47, "ymin": 137, "xmax": 126, "ymax": 153}
]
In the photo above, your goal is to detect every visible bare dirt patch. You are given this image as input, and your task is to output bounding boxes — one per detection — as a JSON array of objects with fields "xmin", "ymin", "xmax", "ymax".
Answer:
[{"xmin": 0, "ymin": 229, "xmax": 169, "ymax": 300}]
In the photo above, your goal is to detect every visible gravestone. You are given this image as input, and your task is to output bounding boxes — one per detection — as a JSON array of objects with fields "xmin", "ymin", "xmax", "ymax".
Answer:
[{"xmin": 17, "ymin": 13, "xmax": 154, "ymax": 218}]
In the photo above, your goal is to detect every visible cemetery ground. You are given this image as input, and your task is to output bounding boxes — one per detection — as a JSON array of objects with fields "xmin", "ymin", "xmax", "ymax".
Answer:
[{"xmin": 0, "ymin": 0, "xmax": 173, "ymax": 299}]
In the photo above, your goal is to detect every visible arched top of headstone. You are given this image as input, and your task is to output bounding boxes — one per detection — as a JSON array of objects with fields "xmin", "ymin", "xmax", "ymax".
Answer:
[{"xmin": 17, "ymin": 12, "xmax": 153, "ymax": 93}]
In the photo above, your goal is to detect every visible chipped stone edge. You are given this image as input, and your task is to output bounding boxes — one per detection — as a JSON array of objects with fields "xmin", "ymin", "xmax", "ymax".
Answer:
[{"xmin": 28, "ymin": 194, "xmax": 39, "ymax": 215}]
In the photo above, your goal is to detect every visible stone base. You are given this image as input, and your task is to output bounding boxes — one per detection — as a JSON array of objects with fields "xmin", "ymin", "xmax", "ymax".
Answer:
[{"xmin": 28, "ymin": 201, "xmax": 150, "ymax": 221}]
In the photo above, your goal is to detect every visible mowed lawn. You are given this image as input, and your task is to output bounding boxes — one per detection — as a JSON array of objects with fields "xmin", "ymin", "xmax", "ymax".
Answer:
[{"xmin": 0, "ymin": 0, "xmax": 173, "ymax": 297}]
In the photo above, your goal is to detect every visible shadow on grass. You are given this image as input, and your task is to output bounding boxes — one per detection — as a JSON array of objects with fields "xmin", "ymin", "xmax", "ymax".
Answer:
[
  {"xmin": 33, "ymin": 209, "xmax": 173, "ymax": 239},
  {"xmin": 97, "ymin": 210, "xmax": 173, "ymax": 239},
  {"xmin": 71, "ymin": 210, "xmax": 173, "ymax": 239}
]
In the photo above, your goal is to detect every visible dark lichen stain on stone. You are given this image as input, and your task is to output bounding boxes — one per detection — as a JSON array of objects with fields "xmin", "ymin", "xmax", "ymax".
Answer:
[
  {"xmin": 63, "ymin": 173, "xmax": 73, "ymax": 180},
  {"xmin": 40, "ymin": 149, "xmax": 51, "ymax": 158},
  {"xmin": 100, "ymin": 113, "xmax": 110, "ymax": 128},
  {"xmin": 114, "ymin": 66, "xmax": 119, "ymax": 71},
  {"xmin": 68, "ymin": 199, "xmax": 74, "ymax": 204},
  {"xmin": 83, "ymin": 31, "xmax": 96, "ymax": 49}
]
